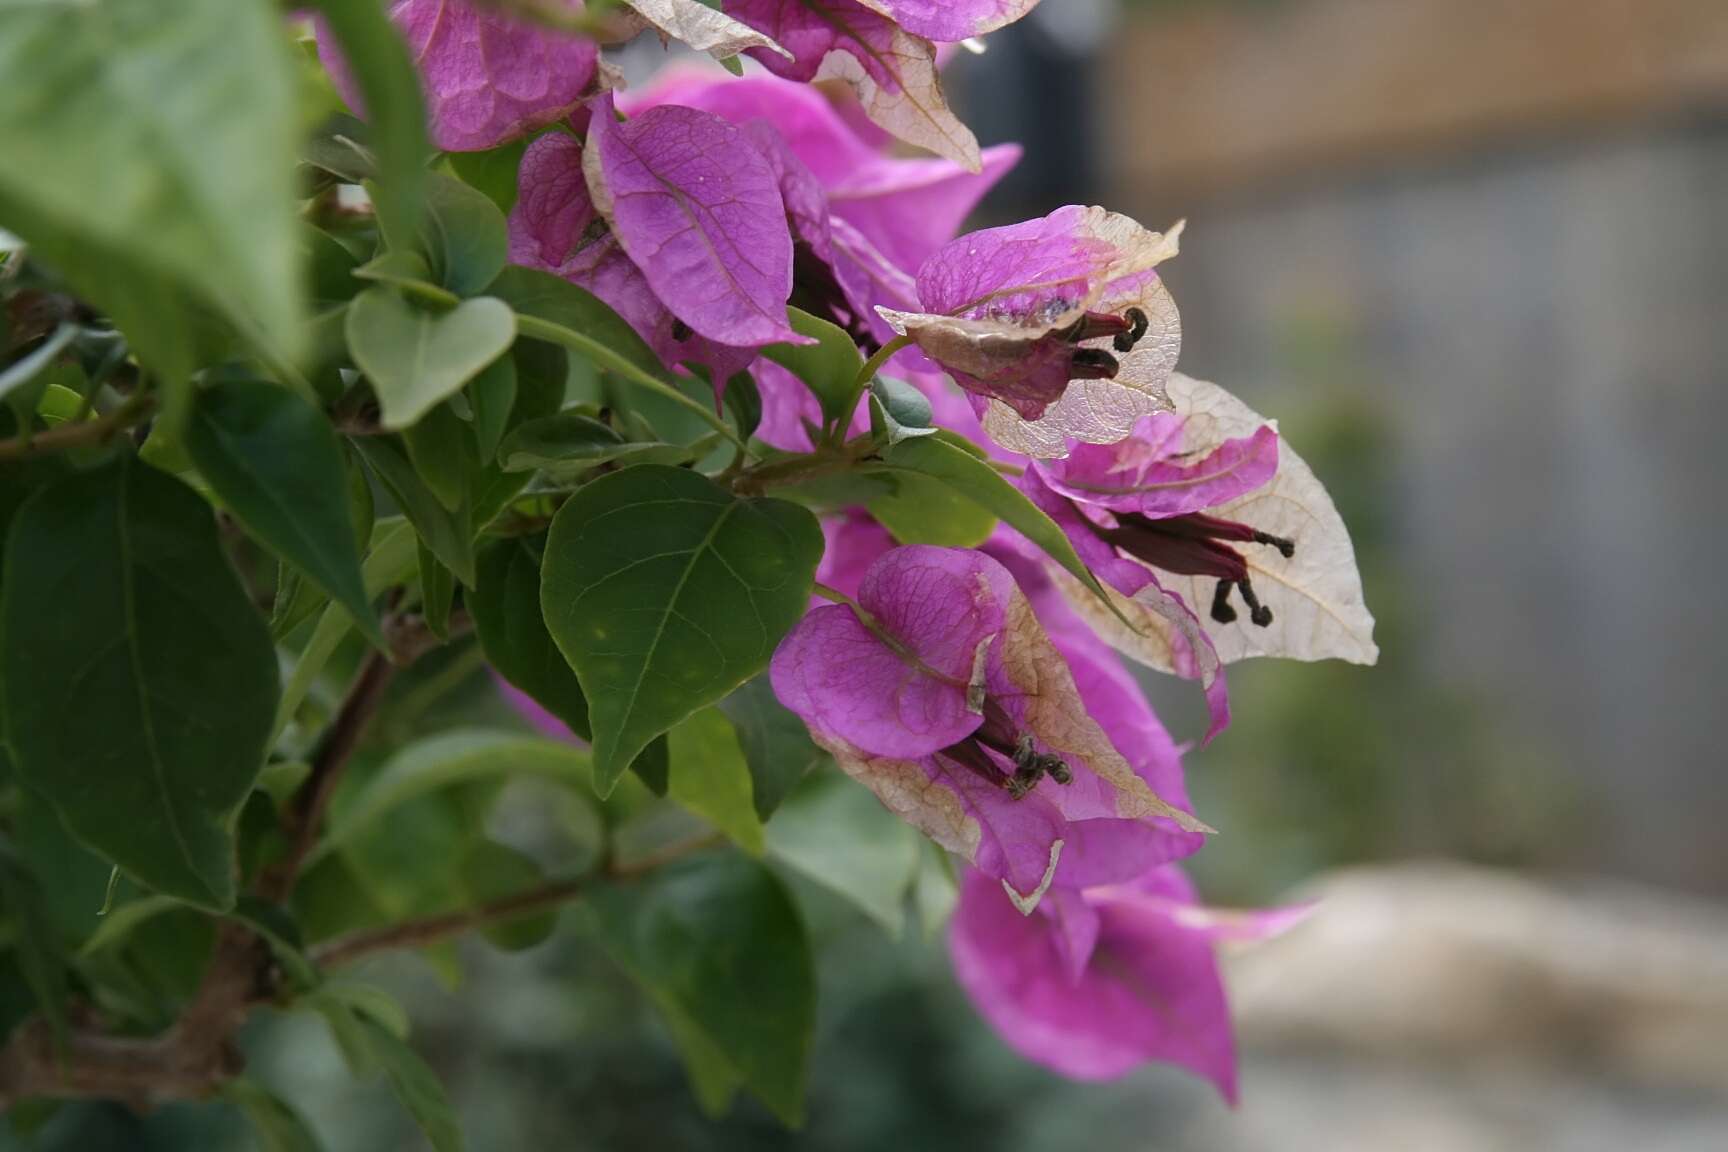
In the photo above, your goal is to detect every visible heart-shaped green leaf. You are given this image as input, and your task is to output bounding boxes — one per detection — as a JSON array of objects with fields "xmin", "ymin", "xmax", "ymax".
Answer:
[
  {"xmin": 541, "ymin": 466, "xmax": 823, "ymax": 793},
  {"xmin": 346, "ymin": 288, "xmax": 515, "ymax": 430}
]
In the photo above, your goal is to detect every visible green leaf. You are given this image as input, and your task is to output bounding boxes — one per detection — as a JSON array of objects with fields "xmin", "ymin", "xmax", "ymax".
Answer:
[
  {"xmin": 663, "ymin": 1007, "xmax": 742, "ymax": 1118},
  {"xmin": 416, "ymin": 542, "xmax": 454, "ymax": 642},
  {"xmin": 667, "ymin": 710, "xmax": 763, "ymax": 855},
  {"xmin": 186, "ymin": 378, "xmax": 381, "ymax": 647},
  {"xmin": 351, "ymin": 437, "xmax": 476, "ymax": 586},
  {"xmin": 418, "ymin": 171, "xmax": 510, "ymax": 298},
  {"xmin": 224, "ymin": 1079, "xmax": 325, "ymax": 1152},
  {"xmin": 75, "ymin": 894, "xmax": 181, "ymax": 958},
  {"xmin": 0, "ymin": 0, "xmax": 304, "ymax": 368},
  {"xmin": 351, "ymin": 249, "xmax": 438, "ymax": 294},
  {"xmin": 630, "ymin": 735, "xmax": 671, "ymax": 797},
  {"xmin": 457, "ymin": 840, "xmax": 556, "ymax": 952},
  {"xmin": 868, "ymin": 375, "xmax": 938, "ymax": 446},
  {"xmin": 586, "ymin": 855, "xmax": 814, "ymax": 1125},
  {"xmin": 354, "ymin": 1013, "xmax": 464, "ymax": 1152},
  {"xmin": 723, "ymin": 372, "xmax": 762, "ymax": 442},
  {"xmin": 497, "ymin": 412, "xmax": 692, "ymax": 476},
  {"xmin": 310, "ymin": 981, "xmax": 412, "ymax": 1041},
  {"xmin": 313, "ymin": 730, "xmax": 595, "ymax": 863},
  {"xmin": 301, "ymin": 112, "xmax": 377, "ymax": 185},
  {"xmin": 489, "ymin": 266, "xmax": 741, "ymax": 449},
  {"xmin": 274, "ymin": 519, "xmax": 417, "ymax": 741},
  {"xmin": 910, "ymin": 838, "xmax": 957, "ymax": 938},
  {"xmin": 446, "ymin": 139, "xmax": 530, "ymax": 216},
  {"xmin": 867, "ymin": 471, "xmax": 996, "ymax": 547},
  {"xmin": 229, "ymin": 897, "xmax": 319, "ymax": 992},
  {"xmin": 307, "ymin": 0, "xmax": 429, "ymax": 241},
  {"xmin": 466, "ymin": 356, "xmax": 517, "ymax": 462},
  {"xmin": 871, "ymin": 435, "xmax": 1120, "ymax": 617},
  {"xmin": 0, "ymin": 458, "xmax": 276, "ymax": 909},
  {"xmin": 11, "ymin": 789, "xmax": 117, "ymax": 951},
  {"xmin": 306, "ymin": 225, "xmax": 362, "ymax": 310},
  {"xmin": 472, "ymin": 537, "xmax": 590, "ymax": 738},
  {"xmin": 0, "ymin": 839, "xmax": 68, "ymax": 1044},
  {"xmin": 540, "ymin": 466, "xmax": 823, "ymax": 794},
  {"xmin": 761, "ymin": 308, "xmax": 864, "ymax": 429},
  {"xmin": 718, "ymin": 675, "xmax": 825, "ymax": 821},
  {"xmin": 0, "ymin": 326, "xmax": 77, "ymax": 424},
  {"xmin": 401, "ymin": 402, "xmax": 476, "ymax": 514},
  {"xmin": 766, "ymin": 776, "xmax": 921, "ymax": 936},
  {"xmin": 346, "ymin": 288, "xmax": 516, "ymax": 430}
]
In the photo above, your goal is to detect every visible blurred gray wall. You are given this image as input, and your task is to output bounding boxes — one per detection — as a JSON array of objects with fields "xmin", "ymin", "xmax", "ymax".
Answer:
[{"xmin": 1097, "ymin": 0, "xmax": 1728, "ymax": 894}]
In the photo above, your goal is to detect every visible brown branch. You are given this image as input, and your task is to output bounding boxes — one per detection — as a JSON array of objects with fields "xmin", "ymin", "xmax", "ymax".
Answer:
[
  {"xmin": 0, "ymin": 391, "xmax": 155, "ymax": 462},
  {"xmin": 0, "ymin": 603, "xmax": 478, "ymax": 1104},
  {"xmin": 310, "ymin": 877, "xmax": 589, "ymax": 970},
  {"xmin": 0, "ymin": 925, "xmax": 263, "ymax": 1109},
  {"xmin": 309, "ymin": 832, "xmax": 729, "ymax": 970},
  {"xmin": 0, "ymin": 1021, "xmax": 230, "ymax": 1109},
  {"xmin": 257, "ymin": 648, "xmax": 396, "ymax": 902}
]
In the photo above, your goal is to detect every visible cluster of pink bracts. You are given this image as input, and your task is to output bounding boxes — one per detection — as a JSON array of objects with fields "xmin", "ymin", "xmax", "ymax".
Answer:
[{"xmin": 326, "ymin": 0, "xmax": 1377, "ymax": 1100}]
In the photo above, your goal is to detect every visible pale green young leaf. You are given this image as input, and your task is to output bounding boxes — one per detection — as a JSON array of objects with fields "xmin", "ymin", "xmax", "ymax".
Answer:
[
  {"xmin": 668, "ymin": 710, "xmax": 764, "ymax": 855},
  {"xmin": 346, "ymin": 288, "xmax": 515, "ymax": 431}
]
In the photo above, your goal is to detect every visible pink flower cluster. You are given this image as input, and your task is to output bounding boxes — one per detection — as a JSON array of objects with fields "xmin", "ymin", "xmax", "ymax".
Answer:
[{"xmin": 325, "ymin": 0, "xmax": 1376, "ymax": 1100}]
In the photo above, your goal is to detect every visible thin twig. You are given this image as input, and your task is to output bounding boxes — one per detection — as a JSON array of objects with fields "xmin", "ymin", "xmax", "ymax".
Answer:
[
  {"xmin": 310, "ymin": 877, "xmax": 589, "ymax": 970},
  {"xmin": 0, "ymin": 391, "xmax": 155, "ymax": 462},
  {"xmin": 310, "ymin": 831, "xmax": 727, "ymax": 970},
  {"xmin": 258, "ymin": 649, "xmax": 396, "ymax": 901}
]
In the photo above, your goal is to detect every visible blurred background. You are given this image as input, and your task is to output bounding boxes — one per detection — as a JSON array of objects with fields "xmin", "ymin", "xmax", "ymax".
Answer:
[{"xmin": 19, "ymin": 1, "xmax": 1728, "ymax": 1148}]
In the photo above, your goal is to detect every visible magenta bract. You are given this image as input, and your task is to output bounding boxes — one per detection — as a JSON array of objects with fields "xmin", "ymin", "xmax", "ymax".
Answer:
[
  {"xmin": 508, "ymin": 131, "xmax": 759, "ymax": 381},
  {"xmin": 317, "ymin": 0, "xmax": 599, "ymax": 153},
  {"xmin": 770, "ymin": 545, "xmax": 1204, "ymax": 908},
  {"xmin": 585, "ymin": 93, "xmax": 804, "ymax": 351},
  {"xmin": 878, "ymin": 206, "xmax": 1184, "ymax": 457},
  {"xmin": 949, "ymin": 863, "xmax": 1304, "ymax": 1099}
]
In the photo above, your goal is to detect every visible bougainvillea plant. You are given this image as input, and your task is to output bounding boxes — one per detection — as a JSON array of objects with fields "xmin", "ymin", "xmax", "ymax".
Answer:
[{"xmin": 0, "ymin": 0, "xmax": 1375, "ymax": 1142}]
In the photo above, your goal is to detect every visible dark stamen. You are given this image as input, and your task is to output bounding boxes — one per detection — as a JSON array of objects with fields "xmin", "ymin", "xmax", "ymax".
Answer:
[
  {"xmin": 938, "ymin": 738, "xmax": 1005, "ymax": 788},
  {"xmin": 1236, "ymin": 578, "xmax": 1274, "ymax": 627},
  {"xmin": 1007, "ymin": 764, "xmax": 1043, "ymax": 800},
  {"xmin": 1101, "ymin": 512, "xmax": 1296, "ymax": 581},
  {"xmin": 957, "ymin": 697, "xmax": 1074, "ymax": 799},
  {"xmin": 1070, "ymin": 347, "xmax": 1120, "ymax": 380},
  {"xmin": 1061, "ymin": 310, "xmax": 1133, "ymax": 344},
  {"xmin": 1210, "ymin": 579, "xmax": 1238, "ymax": 625},
  {"xmin": 670, "ymin": 318, "xmax": 692, "ymax": 342},
  {"xmin": 1252, "ymin": 529, "xmax": 1296, "ymax": 558},
  {"xmin": 974, "ymin": 697, "xmax": 1020, "ymax": 758},
  {"xmin": 1113, "ymin": 306, "xmax": 1151, "ymax": 353}
]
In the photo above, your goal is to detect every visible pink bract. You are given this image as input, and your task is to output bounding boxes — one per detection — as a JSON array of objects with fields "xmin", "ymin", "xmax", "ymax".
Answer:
[
  {"xmin": 770, "ymin": 545, "xmax": 1204, "ymax": 909},
  {"xmin": 584, "ymin": 93, "xmax": 805, "ymax": 351},
  {"xmin": 316, "ymin": 0, "xmax": 599, "ymax": 153},
  {"xmin": 950, "ymin": 863, "xmax": 1305, "ymax": 1099},
  {"xmin": 878, "ymin": 206, "xmax": 1184, "ymax": 458},
  {"xmin": 508, "ymin": 131, "xmax": 759, "ymax": 381}
]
